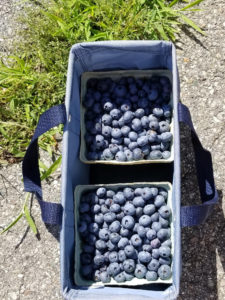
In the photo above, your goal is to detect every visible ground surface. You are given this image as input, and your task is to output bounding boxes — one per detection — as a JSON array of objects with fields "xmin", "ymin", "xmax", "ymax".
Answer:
[{"xmin": 0, "ymin": 0, "xmax": 225, "ymax": 299}]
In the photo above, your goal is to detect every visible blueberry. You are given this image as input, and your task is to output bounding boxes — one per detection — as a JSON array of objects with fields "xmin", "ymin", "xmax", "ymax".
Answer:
[
  {"xmin": 149, "ymin": 150, "xmax": 163, "ymax": 160},
  {"xmin": 142, "ymin": 187, "xmax": 153, "ymax": 201},
  {"xmin": 123, "ymin": 203, "xmax": 136, "ymax": 216},
  {"xmin": 151, "ymin": 222, "xmax": 162, "ymax": 232},
  {"xmin": 148, "ymin": 88, "xmax": 159, "ymax": 101},
  {"xmin": 106, "ymin": 190, "xmax": 115, "ymax": 198},
  {"xmin": 124, "ymin": 272, "xmax": 134, "ymax": 281},
  {"xmin": 121, "ymin": 101, "xmax": 131, "ymax": 112},
  {"xmin": 132, "ymin": 118, "xmax": 142, "ymax": 131},
  {"xmin": 129, "ymin": 83, "xmax": 138, "ymax": 95},
  {"xmin": 109, "ymin": 144, "xmax": 119, "ymax": 155},
  {"xmin": 104, "ymin": 212, "xmax": 116, "ymax": 223},
  {"xmin": 162, "ymin": 104, "xmax": 172, "ymax": 118},
  {"xmin": 133, "ymin": 196, "xmax": 145, "ymax": 207},
  {"xmin": 138, "ymin": 98, "xmax": 149, "ymax": 109},
  {"xmin": 137, "ymin": 225, "xmax": 147, "ymax": 238},
  {"xmin": 84, "ymin": 97, "xmax": 94, "ymax": 108},
  {"xmin": 101, "ymin": 114, "xmax": 112, "ymax": 126},
  {"xmin": 146, "ymin": 271, "xmax": 158, "ymax": 281},
  {"xmin": 160, "ymin": 132, "xmax": 172, "ymax": 143},
  {"xmin": 99, "ymin": 228, "xmax": 110, "ymax": 241},
  {"xmin": 93, "ymin": 103, "xmax": 102, "ymax": 114},
  {"xmin": 122, "ymin": 216, "xmax": 135, "ymax": 229},
  {"xmin": 111, "ymin": 137, "xmax": 123, "ymax": 145},
  {"xmin": 162, "ymin": 151, "xmax": 171, "ymax": 159},
  {"xmin": 99, "ymin": 198, "xmax": 105, "ymax": 205},
  {"xmin": 150, "ymin": 187, "xmax": 158, "ymax": 197},
  {"xmin": 112, "ymin": 120, "xmax": 119, "ymax": 127},
  {"xmin": 149, "ymin": 120, "xmax": 159, "ymax": 131},
  {"xmin": 152, "ymin": 249, "xmax": 160, "ymax": 259},
  {"xmin": 159, "ymin": 205, "xmax": 171, "ymax": 219},
  {"xmin": 123, "ymin": 259, "xmax": 135, "ymax": 273},
  {"xmin": 102, "ymin": 221, "xmax": 109, "ymax": 229},
  {"xmin": 81, "ymin": 213, "xmax": 92, "ymax": 223},
  {"xmin": 160, "ymin": 142, "xmax": 170, "ymax": 151},
  {"xmin": 113, "ymin": 192, "xmax": 125, "ymax": 205},
  {"xmin": 159, "ymin": 257, "xmax": 171, "ymax": 265},
  {"xmin": 109, "ymin": 204, "xmax": 120, "ymax": 214},
  {"xmin": 107, "ymin": 240, "xmax": 118, "ymax": 251},
  {"xmin": 141, "ymin": 145, "xmax": 150, "ymax": 157},
  {"xmin": 95, "ymin": 239, "xmax": 107, "ymax": 250},
  {"xmin": 81, "ymin": 264, "xmax": 93, "ymax": 278},
  {"xmin": 103, "ymin": 251, "xmax": 110, "ymax": 263},
  {"xmin": 154, "ymin": 195, "xmax": 165, "ymax": 208},
  {"xmin": 134, "ymin": 108, "xmax": 144, "ymax": 118},
  {"xmin": 131, "ymin": 234, "xmax": 142, "ymax": 247},
  {"xmin": 128, "ymin": 131, "xmax": 138, "ymax": 141},
  {"xmin": 146, "ymin": 229, "xmax": 157, "ymax": 240},
  {"xmin": 123, "ymin": 111, "xmax": 134, "ymax": 123},
  {"xmin": 158, "ymin": 265, "xmax": 172, "ymax": 280},
  {"xmin": 115, "ymin": 151, "xmax": 126, "ymax": 161},
  {"xmin": 109, "ymin": 220, "xmax": 121, "ymax": 233},
  {"xmin": 108, "ymin": 251, "xmax": 118, "ymax": 263},
  {"xmin": 151, "ymin": 238, "xmax": 161, "ymax": 249},
  {"xmin": 153, "ymin": 107, "xmax": 163, "ymax": 117},
  {"xmin": 147, "ymin": 130, "xmax": 157, "ymax": 143},
  {"xmin": 80, "ymin": 253, "xmax": 92, "ymax": 265},
  {"xmin": 161, "ymin": 239, "xmax": 172, "ymax": 248},
  {"xmin": 101, "ymin": 204, "xmax": 109, "ymax": 214},
  {"xmin": 121, "ymin": 125, "xmax": 130, "ymax": 136},
  {"xmin": 143, "ymin": 204, "xmax": 155, "ymax": 216},
  {"xmin": 151, "ymin": 144, "xmax": 161, "ymax": 151},
  {"xmin": 94, "ymin": 254, "xmax": 105, "ymax": 266},
  {"xmin": 138, "ymin": 251, "xmax": 151, "ymax": 264},
  {"xmin": 133, "ymin": 148, "xmax": 143, "ymax": 160},
  {"xmin": 117, "ymin": 250, "xmax": 126, "ymax": 262},
  {"xmin": 100, "ymin": 271, "xmax": 111, "ymax": 283},
  {"xmin": 136, "ymin": 207, "xmax": 143, "ymax": 218},
  {"xmin": 110, "ymin": 108, "xmax": 122, "ymax": 120},
  {"xmin": 142, "ymin": 244, "xmax": 152, "ymax": 252},
  {"xmin": 114, "ymin": 272, "xmax": 126, "ymax": 283},
  {"xmin": 159, "ymin": 246, "xmax": 171, "ymax": 259},
  {"xmin": 137, "ymin": 136, "xmax": 148, "ymax": 147},
  {"xmin": 83, "ymin": 244, "xmax": 94, "ymax": 254},
  {"xmin": 124, "ymin": 245, "xmax": 135, "ymax": 258},
  {"xmin": 115, "ymin": 85, "xmax": 127, "ymax": 97},
  {"xmin": 123, "ymin": 149, "xmax": 133, "ymax": 161},
  {"xmin": 102, "ymin": 125, "xmax": 112, "ymax": 138},
  {"xmin": 87, "ymin": 151, "xmax": 99, "ymax": 160},
  {"xmin": 88, "ymin": 222, "xmax": 99, "ymax": 234},
  {"xmin": 124, "ymin": 137, "xmax": 131, "ymax": 146},
  {"xmin": 118, "ymin": 237, "xmax": 129, "ymax": 249},
  {"xmin": 134, "ymin": 188, "xmax": 143, "ymax": 196},
  {"xmin": 147, "ymin": 259, "xmax": 160, "ymax": 272},
  {"xmin": 135, "ymin": 264, "xmax": 147, "ymax": 279},
  {"xmin": 159, "ymin": 216, "xmax": 169, "ymax": 228},
  {"xmin": 128, "ymin": 142, "xmax": 138, "ymax": 151},
  {"xmin": 140, "ymin": 116, "xmax": 149, "ymax": 128},
  {"xmin": 117, "ymin": 211, "xmax": 125, "ymax": 221},
  {"xmin": 139, "ymin": 215, "xmax": 151, "ymax": 227},
  {"xmin": 102, "ymin": 148, "xmax": 113, "ymax": 160},
  {"xmin": 104, "ymin": 101, "xmax": 114, "ymax": 112},
  {"xmin": 157, "ymin": 229, "xmax": 170, "ymax": 241},
  {"xmin": 110, "ymin": 232, "xmax": 121, "ymax": 244},
  {"xmin": 159, "ymin": 121, "xmax": 170, "ymax": 133},
  {"xmin": 94, "ymin": 270, "xmax": 101, "ymax": 282},
  {"xmin": 79, "ymin": 221, "xmax": 87, "ymax": 234},
  {"xmin": 95, "ymin": 135, "xmax": 105, "ymax": 148},
  {"xmin": 120, "ymin": 227, "xmax": 130, "ymax": 237}
]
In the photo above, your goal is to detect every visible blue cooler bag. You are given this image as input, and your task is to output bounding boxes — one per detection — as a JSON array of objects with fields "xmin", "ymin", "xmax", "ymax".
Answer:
[{"xmin": 22, "ymin": 41, "xmax": 218, "ymax": 300}]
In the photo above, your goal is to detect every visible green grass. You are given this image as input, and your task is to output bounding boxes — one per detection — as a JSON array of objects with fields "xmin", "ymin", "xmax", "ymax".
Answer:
[{"xmin": 0, "ymin": 0, "xmax": 205, "ymax": 162}]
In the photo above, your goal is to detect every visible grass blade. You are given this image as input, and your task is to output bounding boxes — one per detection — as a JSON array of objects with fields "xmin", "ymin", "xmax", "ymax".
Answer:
[
  {"xmin": 169, "ymin": 0, "xmax": 180, "ymax": 7},
  {"xmin": 24, "ymin": 204, "xmax": 37, "ymax": 234},
  {"xmin": 0, "ymin": 213, "xmax": 23, "ymax": 234},
  {"xmin": 40, "ymin": 155, "xmax": 62, "ymax": 181},
  {"xmin": 180, "ymin": 0, "xmax": 204, "ymax": 10},
  {"xmin": 180, "ymin": 14, "xmax": 205, "ymax": 34}
]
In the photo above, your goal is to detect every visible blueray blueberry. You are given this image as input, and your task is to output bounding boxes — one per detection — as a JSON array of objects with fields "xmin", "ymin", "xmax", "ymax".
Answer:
[
  {"xmin": 157, "ymin": 229, "xmax": 170, "ymax": 241},
  {"xmin": 143, "ymin": 204, "xmax": 155, "ymax": 215},
  {"xmin": 151, "ymin": 238, "xmax": 161, "ymax": 249},
  {"xmin": 120, "ymin": 227, "xmax": 130, "ymax": 237},
  {"xmin": 102, "ymin": 125, "xmax": 112, "ymax": 138},
  {"xmin": 114, "ymin": 85, "xmax": 127, "ymax": 97},
  {"xmin": 104, "ymin": 212, "xmax": 116, "ymax": 223},
  {"xmin": 104, "ymin": 101, "xmax": 114, "ymax": 112},
  {"xmin": 147, "ymin": 259, "xmax": 160, "ymax": 272},
  {"xmin": 108, "ymin": 262, "xmax": 121, "ymax": 276},
  {"xmin": 107, "ymin": 240, "xmax": 117, "ymax": 251},
  {"xmin": 79, "ymin": 221, "xmax": 87, "ymax": 234},
  {"xmin": 110, "ymin": 204, "xmax": 121, "ymax": 213},
  {"xmin": 149, "ymin": 150, "xmax": 163, "ymax": 160},
  {"xmin": 141, "ymin": 145, "xmax": 150, "ymax": 157},
  {"xmin": 132, "ymin": 118, "xmax": 142, "ymax": 131},
  {"xmin": 124, "ymin": 149, "xmax": 133, "ymax": 161},
  {"xmin": 162, "ymin": 151, "xmax": 171, "ymax": 159},
  {"xmin": 94, "ymin": 255, "xmax": 105, "ymax": 266},
  {"xmin": 142, "ymin": 244, "xmax": 152, "ymax": 252},
  {"xmin": 147, "ymin": 130, "xmax": 157, "ymax": 143},
  {"xmin": 158, "ymin": 265, "xmax": 172, "ymax": 280},
  {"xmin": 152, "ymin": 249, "xmax": 160, "ymax": 259},
  {"xmin": 151, "ymin": 222, "xmax": 162, "ymax": 232},
  {"xmin": 117, "ymin": 211, "xmax": 125, "ymax": 221},
  {"xmin": 96, "ymin": 187, "xmax": 106, "ymax": 198},
  {"xmin": 137, "ymin": 225, "xmax": 147, "ymax": 238},
  {"xmin": 109, "ymin": 144, "xmax": 119, "ymax": 155},
  {"xmin": 110, "ymin": 108, "xmax": 122, "ymax": 120},
  {"xmin": 153, "ymin": 107, "xmax": 164, "ymax": 117},
  {"xmin": 102, "ymin": 114, "xmax": 112, "ymax": 125},
  {"xmin": 115, "ymin": 151, "xmax": 126, "ymax": 161},
  {"xmin": 111, "ymin": 127, "xmax": 122, "ymax": 139},
  {"xmin": 161, "ymin": 239, "xmax": 172, "ymax": 248},
  {"xmin": 137, "ymin": 136, "xmax": 148, "ymax": 147},
  {"xmin": 104, "ymin": 251, "xmax": 110, "ymax": 263},
  {"xmin": 124, "ymin": 245, "xmax": 135, "ymax": 257},
  {"xmin": 111, "ymin": 137, "xmax": 123, "ymax": 145},
  {"xmin": 159, "ymin": 216, "xmax": 169, "ymax": 228},
  {"xmin": 162, "ymin": 104, "xmax": 172, "ymax": 118},
  {"xmin": 95, "ymin": 239, "xmax": 107, "ymax": 250},
  {"xmin": 159, "ymin": 121, "xmax": 170, "ymax": 133},
  {"xmin": 133, "ymin": 148, "xmax": 143, "ymax": 160},
  {"xmin": 101, "ymin": 204, "xmax": 109, "ymax": 214},
  {"xmin": 106, "ymin": 189, "xmax": 115, "ymax": 198},
  {"xmin": 146, "ymin": 271, "xmax": 158, "ymax": 281},
  {"xmin": 159, "ymin": 246, "xmax": 171, "ymax": 258},
  {"xmin": 118, "ymin": 250, "xmax": 126, "ymax": 262},
  {"xmin": 99, "ymin": 228, "xmax": 110, "ymax": 241},
  {"xmin": 142, "ymin": 187, "xmax": 152, "ymax": 201},
  {"xmin": 113, "ymin": 192, "xmax": 126, "ymax": 205},
  {"xmin": 94, "ymin": 270, "xmax": 101, "ymax": 282},
  {"xmin": 128, "ymin": 142, "xmax": 138, "ymax": 151},
  {"xmin": 133, "ymin": 196, "xmax": 145, "ymax": 207},
  {"xmin": 122, "ymin": 215, "xmax": 135, "ymax": 229},
  {"xmin": 121, "ymin": 126, "xmax": 130, "ymax": 136},
  {"xmin": 160, "ymin": 132, "xmax": 172, "ymax": 143},
  {"xmin": 149, "ymin": 120, "xmax": 159, "ymax": 131},
  {"xmin": 124, "ymin": 272, "xmax": 134, "ymax": 281},
  {"xmin": 128, "ymin": 131, "xmax": 138, "ymax": 141},
  {"xmin": 88, "ymin": 222, "xmax": 99, "ymax": 234},
  {"xmin": 135, "ymin": 264, "xmax": 147, "ymax": 279},
  {"xmin": 121, "ymin": 101, "xmax": 131, "ymax": 112},
  {"xmin": 94, "ymin": 213, "xmax": 104, "ymax": 224},
  {"xmin": 123, "ymin": 110, "xmax": 134, "ymax": 123}
]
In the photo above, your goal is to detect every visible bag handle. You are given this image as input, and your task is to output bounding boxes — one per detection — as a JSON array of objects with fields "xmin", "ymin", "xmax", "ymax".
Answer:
[
  {"xmin": 22, "ymin": 104, "xmax": 66, "ymax": 225},
  {"xmin": 178, "ymin": 102, "xmax": 218, "ymax": 227}
]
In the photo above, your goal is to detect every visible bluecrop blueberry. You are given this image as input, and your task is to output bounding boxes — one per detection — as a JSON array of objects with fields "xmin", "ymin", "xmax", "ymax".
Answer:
[
  {"xmin": 139, "ymin": 215, "xmax": 151, "ymax": 227},
  {"xmin": 159, "ymin": 257, "xmax": 171, "ymax": 266},
  {"xmin": 104, "ymin": 212, "xmax": 116, "ymax": 223},
  {"xmin": 142, "ymin": 244, "xmax": 152, "ymax": 252},
  {"xmin": 147, "ymin": 259, "xmax": 160, "ymax": 272},
  {"xmin": 122, "ymin": 216, "xmax": 135, "ymax": 229},
  {"xmin": 109, "ymin": 144, "xmax": 119, "ymax": 155},
  {"xmin": 151, "ymin": 238, "xmax": 161, "ymax": 249},
  {"xmin": 117, "ymin": 211, "xmax": 125, "ymax": 221},
  {"xmin": 118, "ymin": 250, "xmax": 126, "ymax": 262},
  {"xmin": 124, "ymin": 272, "xmax": 134, "ymax": 281},
  {"xmin": 114, "ymin": 272, "xmax": 126, "ymax": 283},
  {"xmin": 135, "ymin": 108, "xmax": 145, "ymax": 118},
  {"xmin": 100, "ymin": 271, "xmax": 111, "ymax": 283},
  {"xmin": 108, "ymin": 251, "xmax": 119, "ymax": 263},
  {"xmin": 152, "ymin": 249, "xmax": 160, "ymax": 259},
  {"xmin": 123, "ymin": 203, "xmax": 136, "ymax": 216},
  {"xmin": 95, "ymin": 239, "xmax": 107, "ymax": 250},
  {"xmin": 159, "ymin": 121, "xmax": 170, "ymax": 133},
  {"xmin": 110, "ymin": 203, "xmax": 121, "ymax": 213},
  {"xmin": 148, "ymin": 88, "xmax": 159, "ymax": 101},
  {"xmin": 114, "ymin": 85, "xmax": 127, "ymax": 97},
  {"xmin": 162, "ymin": 104, "xmax": 172, "ymax": 118},
  {"xmin": 81, "ymin": 253, "xmax": 92, "ymax": 265},
  {"xmin": 157, "ymin": 229, "xmax": 170, "ymax": 241},
  {"xmin": 149, "ymin": 120, "xmax": 159, "ymax": 131},
  {"xmin": 154, "ymin": 195, "xmax": 165, "ymax": 208},
  {"xmin": 138, "ymin": 251, "xmax": 151, "ymax": 264},
  {"xmin": 159, "ymin": 246, "xmax": 171, "ymax": 258},
  {"xmin": 149, "ymin": 150, "xmax": 163, "ymax": 160},
  {"xmin": 133, "ymin": 196, "xmax": 145, "ymax": 207},
  {"xmin": 111, "ymin": 137, "xmax": 123, "ymax": 145},
  {"xmin": 104, "ymin": 101, "xmax": 114, "ymax": 112},
  {"xmin": 162, "ymin": 151, "xmax": 171, "ymax": 159},
  {"xmin": 107, "ymin": 240, "xmax": 118, "ymax": 251},
  {"xmin": 131, "ymin": 234, "xmax": 142, "ymax": 247},
  {"xmin": 137, "ymin": 225, "xmax": 147, "ymax": 238},
  {"xmin": 102, "ymin": 148, "xmax": 114, "ymax": 160},
  {"xmin": 79, "ymin": 221, "xmax": 87, "ymax": 234},
  {"xmin": 124, "ymin": 137, "xmax": 131, "ymax": 146},
  {"xmin": 123, "ymin": 259, "xmax": 136, "ymax": 273},
  {"xmin": 121, "ymin": 126, "xmax": 130, "ymax": 136},
  {"xmin": 118, "ymin": 237, "xmax": 129, "ymax": 249},
  {"xmin": 133, "ymin": 148, "xmax": 143, "ymax": 160},
  {"xmin": 88, "ymin": 222, "xmax": 99, "ymax": 234},
  {"xmin": 81, "ymin": 264, "xmax": 93, "ymax": 279},
  {"xmin": 121, "ymin": 101, "xmax": 131, "ymax": 112},
  {"xmin": 109, "ymin": 220, "xmax": 121, "ymax": 233},
  {"xmin": 160, "ymin": 132, "xmax": 172, "ymax": 143},
  {"xmin": 147, "ymin": 130, "xmax": 157, "ymax": 143},
  {"xmin": 113, "ymin": 192, "xmax": 126, "ymax": 205},
  {"xmin": 146, "ymin": 229, "xmax": 157, "ymax": 240},
  {"xmin": 153, "ymin": 107, "xmax": 164, "ymax": 117},
  {"xmin": 159, "ymin": 205, "xmax": 171, "ymax": 219},
  {"xmin": 141, "ymin": 187, "xmax": 153, "ymax": 201},
  {"xmin": 94, "ymin": 255, "xmax": 105, "ymax": 266},
  {"xmin": 132, "ymin": 118, "xmax": 142, "ymax": 131},
  {"xmin": 141, "ymin": 145, "xmax": 150, "ymax": 157},
  {"xmin": 161, "ymin": 239, "xmax": 172, "ymax": 248},
  {"xmin": 123, "ymin": 111, "xmax": 134, "ymax": 123},
  {"xmin": 137, "ymin": 136, "xmax": 148, "ymax": 147},
  {"xmin": 151, "ymin": 222, "xmax": 162, "ymax": 232},
  {"xmin": 99, "ymin": 228, "xmax": 110, "ymax": 241},
  {"xmin": 124, "ymin": 245, "xmax": 135, "ymax": 258},
  {"xmin": 110, "ymin": 108, "xmax": 122, "ymax": 120},
  {"xmin": 120, "ymin": 227, "xmax": 130, "ymax": 237},
  {"xmin": 146, "ymin": 271, "xmax": 158, "ymax": 281},
  {"xmin": 95, "ymin": 135, "xmax": 105, "ymax": 148},
  {"xmin": 83, "ymin": 244, "xmax": 94, "ymax": 254},
  {"xmin": 115, "ymin": 151, "xmax": 126, "ymax": 161},
  {"xmin": 110, "ymin": 232, "xmax": 121, "ymax": 244}
]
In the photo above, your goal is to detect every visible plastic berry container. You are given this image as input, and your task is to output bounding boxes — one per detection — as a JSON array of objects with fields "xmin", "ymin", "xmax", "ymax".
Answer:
[
  {"xmin": 74, "ymin": 182, "xmax": 173, "ymax": 287},
  {"xmin": 80, "ymin": 70, "xmax": 174, "ymax": 165}
]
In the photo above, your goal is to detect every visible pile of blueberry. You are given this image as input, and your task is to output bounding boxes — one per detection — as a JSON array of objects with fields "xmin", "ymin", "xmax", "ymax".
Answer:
[
  {"xmin": 83, "ymin": 76, "xmax": 172, "ymax": 161},
  {"xmin": 78, "ymin": 186, "xmax": 172, "ymax": 283}
]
